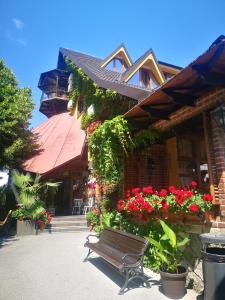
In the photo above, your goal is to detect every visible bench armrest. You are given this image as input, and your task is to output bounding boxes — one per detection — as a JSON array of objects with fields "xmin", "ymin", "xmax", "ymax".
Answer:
[
  {"xmin": 122, "ymin": 253, "xmax": 142, "ymax": 266},
  {"xmin": 85, "ymin": 234, "xmax": 100, "ymax": 243}
]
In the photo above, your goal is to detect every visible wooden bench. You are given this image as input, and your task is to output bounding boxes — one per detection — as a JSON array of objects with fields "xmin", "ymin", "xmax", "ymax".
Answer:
[{"xmin": 84, "ymin": 227, "xmax": 150, "ymax": 294}]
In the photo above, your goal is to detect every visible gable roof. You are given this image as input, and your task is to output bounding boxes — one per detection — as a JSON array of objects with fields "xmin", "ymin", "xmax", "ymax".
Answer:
[
  {"xmin": 23, "ymin": 112, "xmax": 86, "ymax": 175},
  {"xmin": 122, "ymin": 49, "xmax": 165, "ymax": 84},
  {"xmin": 124, "ymin": 35, "xmax": 225, "ymax": 121},
  {"xmin": 101, "ymin": 43, "xmax": 133, "ymax": 68},
  {"xmin": 59, "ymin": 47, "xmax": 150, "ymax": 101}
]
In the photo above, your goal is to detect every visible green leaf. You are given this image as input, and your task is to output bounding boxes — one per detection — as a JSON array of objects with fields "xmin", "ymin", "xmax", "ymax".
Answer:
[
  {"xmin": 147, "ymin": 237, "xmax": 163, "ymax": 251},
  {"xmin": 157, "ymin": 252, "xmax": 169, "ymax": 264},
  {"xmin": 160, "ymin": 220, "xmax": 176, "ymax": 248},
  {"xmin": 177, "ymin": 237, "xmax": 190, "ymax": 248}
]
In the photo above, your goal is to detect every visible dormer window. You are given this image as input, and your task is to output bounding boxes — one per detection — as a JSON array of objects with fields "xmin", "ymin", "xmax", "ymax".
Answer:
[
  {"xmin": 105, "ymin": 58, "xmax": 127, "ymax": 73},
  {"xmin": 128, "ymin": 68, "xmax": 159, "ymax": 91}
]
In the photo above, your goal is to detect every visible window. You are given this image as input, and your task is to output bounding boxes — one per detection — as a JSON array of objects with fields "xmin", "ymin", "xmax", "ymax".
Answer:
[
  {"xmin": 140, "ymin": 69, "xmax": 150, "ymax": 89},
  {"xmin": 105, "ymin": 58, "xmax": 127, "ymax": 73},
  {"xmin": 177, "ymin": 136, "xmax": 209, "ymax": 191}
]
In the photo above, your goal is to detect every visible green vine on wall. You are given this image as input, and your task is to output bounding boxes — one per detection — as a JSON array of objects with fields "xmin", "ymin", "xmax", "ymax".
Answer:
[
  {"xmin": 88, "ymin": 115, "xmax": 133, "ymax": 184},
  {"xmin": 64, "ymin": 56, "xmax": 161, "ymax": 186},
  {"xmin": 65, "ymin": 57, "xmax": 136, "ymax": 128}
]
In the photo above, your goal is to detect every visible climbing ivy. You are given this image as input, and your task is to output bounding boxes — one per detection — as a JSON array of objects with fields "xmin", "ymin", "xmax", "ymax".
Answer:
[
  {"xmin": 64, "ymin": 56, "xmax": 161, "ymax": 186},
  {"xmin": 65, "ymin": 58, "xmax": 136, "ymax": 128},
  {"xmin": 88, "ymin": 116, "xmax": 133, "ymax": 184}
]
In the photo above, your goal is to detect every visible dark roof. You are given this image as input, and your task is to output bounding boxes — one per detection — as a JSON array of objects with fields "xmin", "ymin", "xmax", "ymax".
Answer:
[
  {"xmin": 158, "ymin": 61, "xmax": 183, "ymax": 70},
  {"xmin": 59, "ymin": 47, "xmax": 150, "ymax": 101},
  {"xmin": 125, "ymin": 35, "xmax": 225, "ymax": 121}
]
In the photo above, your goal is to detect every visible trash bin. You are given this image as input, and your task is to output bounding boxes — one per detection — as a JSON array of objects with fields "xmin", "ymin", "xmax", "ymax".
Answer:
[{"xmin": 200, "ymin": 233, "xmax": 225, "ymax": 300}]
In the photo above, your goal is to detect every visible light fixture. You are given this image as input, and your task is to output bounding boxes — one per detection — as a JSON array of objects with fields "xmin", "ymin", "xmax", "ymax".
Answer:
[{"xmin": 211, "ymin": 105, "xmax": 225, "ymax": 132}]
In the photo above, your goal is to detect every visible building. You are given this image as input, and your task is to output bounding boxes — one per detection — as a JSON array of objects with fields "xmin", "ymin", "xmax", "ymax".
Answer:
[
  {"xmin": 124, "ymin": 35, "xmax": 225, "ymax": 230},
  {"xmin": 23, "ymin": 43, "xmax": 180, "ymax": 214}
]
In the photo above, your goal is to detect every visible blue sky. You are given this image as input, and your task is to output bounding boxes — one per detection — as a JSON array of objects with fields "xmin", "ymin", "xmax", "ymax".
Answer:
[{"xmin": 1, "ymin": 0, "xmax": 225, "ymax": 128}]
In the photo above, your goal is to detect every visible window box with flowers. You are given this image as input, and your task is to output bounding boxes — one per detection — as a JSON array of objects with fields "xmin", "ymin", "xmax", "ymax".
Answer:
[{"xmin": 116, "ymin": 182, "xmax": 213, "ymax": 224}]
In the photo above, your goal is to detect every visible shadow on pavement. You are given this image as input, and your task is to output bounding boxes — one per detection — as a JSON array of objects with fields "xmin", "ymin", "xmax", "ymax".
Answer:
[
  {"xmin": 87, "ymin": 256, "xmax": 159, "ymax": 294},
  {"xmin": 0, "ymin": 236, "xmax": 19, "ymax": 249}
]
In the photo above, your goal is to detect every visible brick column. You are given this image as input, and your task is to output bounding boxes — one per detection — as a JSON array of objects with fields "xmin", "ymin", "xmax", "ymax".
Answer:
[{"xmin": 211, "ymin": 115, "xmax": 225, "ymax": 216}]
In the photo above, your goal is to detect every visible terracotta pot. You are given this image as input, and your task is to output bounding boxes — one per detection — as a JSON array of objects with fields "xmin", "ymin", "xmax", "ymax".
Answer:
[
  {"xmin": 39, "ymin": 223, "xmax": 46, "ymax": 231},
  {"xmin": 160, "ymin": 266, "xmax": 188, "ymax": 299}
]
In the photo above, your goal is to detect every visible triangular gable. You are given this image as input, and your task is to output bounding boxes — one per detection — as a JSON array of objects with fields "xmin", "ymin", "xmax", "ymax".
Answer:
[
  {"xmin": 101, "ymin": 43, "xmax": 133, "ymax": 68},
  {"xmin": 123, "ymin": 49, "xmax": 165, "ymax": 85}
]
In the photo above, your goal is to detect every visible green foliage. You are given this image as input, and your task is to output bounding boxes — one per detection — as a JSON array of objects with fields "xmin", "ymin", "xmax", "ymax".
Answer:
[
  {"xmin": 88, "ymin": 115, "xmax": 133, "ymax": 184},
  {"xmin": 86, "ymin": 209, "xmax": 99, "ymax": 227},
  {"xmin": 0, "ymin": 59, "xmax": 36, "ymax": 168},
  {"xmin": 133, "ymin": 129, "xmax": 160, "ymax": 149},
  {"xmin": 147, "ymin": 220, "xmax": 189, "ymax": 273},
  {"xmin": 11, "ymin": 170, "xmax": 60, "ymax": 220},
  {"xmin": 80, "ymin": 112, "xmax": 96, "ymax": 130},
  {"xmin": 65, "ymin": 59, "xmax": 136, "ymax": 120}
]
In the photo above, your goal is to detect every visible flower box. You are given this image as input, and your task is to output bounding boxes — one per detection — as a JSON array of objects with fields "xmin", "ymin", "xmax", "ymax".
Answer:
[{"xmin": 17, "ymin": 220, "xmax": 36, "ymax": 236}]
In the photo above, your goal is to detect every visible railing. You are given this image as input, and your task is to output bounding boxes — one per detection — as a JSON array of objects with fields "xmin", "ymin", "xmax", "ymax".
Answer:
[{"xmin": 40, "ymin": 87, "xmax": 68, "ymax": 103}]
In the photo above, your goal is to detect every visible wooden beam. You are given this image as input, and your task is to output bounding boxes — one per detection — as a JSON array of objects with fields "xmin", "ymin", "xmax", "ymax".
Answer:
[
  {"xmin": 162, "ymin": 88, "xmax": 197, "ymax": 106},
  {"xmin": 193, "ymin": 71, "xmax": 225, "ymax": 87},
  {"xmin": 192, "ymin": 43, "xmax": 225, "ymax": 74},
  {"xmin": 140, "ymin": 106, "xmax": 170, "ymax": 119}
]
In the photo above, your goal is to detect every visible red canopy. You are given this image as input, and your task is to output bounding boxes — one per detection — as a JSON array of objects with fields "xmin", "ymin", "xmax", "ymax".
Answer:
[{"xmin": 23, "ymin": 112, "xmax": 86, "ymax": 175}]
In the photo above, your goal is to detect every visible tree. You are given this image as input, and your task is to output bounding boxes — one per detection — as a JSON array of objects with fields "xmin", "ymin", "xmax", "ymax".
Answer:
[{"xmin": 0, "ymin": 59, "xmax": 36, "ymax": 168}]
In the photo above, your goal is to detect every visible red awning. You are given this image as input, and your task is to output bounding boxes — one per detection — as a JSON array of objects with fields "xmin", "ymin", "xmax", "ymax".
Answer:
[{"xmin": 23, "ymin": 112, "xmax": 86, "ymax": 175}]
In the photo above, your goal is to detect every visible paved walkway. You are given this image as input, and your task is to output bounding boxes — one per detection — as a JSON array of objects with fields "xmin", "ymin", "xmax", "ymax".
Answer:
[{"xmin": 0, "ymin": 232, "xmax": 199, "ymax": 300}]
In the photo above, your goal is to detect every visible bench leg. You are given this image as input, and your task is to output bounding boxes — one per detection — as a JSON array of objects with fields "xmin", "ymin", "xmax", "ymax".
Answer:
[
  {"xmin": 83, "ymin": 248, "xmax": 93, "ymax": 262},
  {"xmin": 119, "ymin": 266, "xmax": 150, "ymax": 295},
  {"xmin": 119, "ymin": 269, "xmax": 129, "ymax": 295}
]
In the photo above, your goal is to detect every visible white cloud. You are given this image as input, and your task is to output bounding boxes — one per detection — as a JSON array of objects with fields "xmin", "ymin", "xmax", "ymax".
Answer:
[
  {"xmin": 17, "ymin": 37, "xmax": 27, "ymax": 46},
  {"xmin": 5, "ymin": 30, "xmax": 27, "ymax": 46},
  {"xmin": 13, "ymin": 18, "xmax": 24, "ymax": 29}
]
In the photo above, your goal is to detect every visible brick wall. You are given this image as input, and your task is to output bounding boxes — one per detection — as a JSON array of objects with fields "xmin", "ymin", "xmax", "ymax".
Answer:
[
  {"xmin": 124, "ymin": 144, "xmax": 167, "ymax": 191},
  {"xmin": 211, "ymin": 116, "xmax": 225, "ymax": 216}
]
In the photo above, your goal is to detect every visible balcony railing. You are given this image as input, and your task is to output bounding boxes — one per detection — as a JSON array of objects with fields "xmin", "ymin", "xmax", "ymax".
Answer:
[{"xmin": 40, "ymin": 87, "xmax": 68, "ymax": 103}]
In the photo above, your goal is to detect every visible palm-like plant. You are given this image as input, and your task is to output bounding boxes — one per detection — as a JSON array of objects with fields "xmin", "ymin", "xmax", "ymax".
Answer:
[
  {"xmin": 11, "ymin": 170, "xmax": 60, "ymax": 220},
  {"xmin": 147, "ymin": 220, "xmax": 189, "ymax": 273}
]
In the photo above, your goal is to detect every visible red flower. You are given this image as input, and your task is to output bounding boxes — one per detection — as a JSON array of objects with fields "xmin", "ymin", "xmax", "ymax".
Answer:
[
  {"xmin": 132, "ymin": 187, "xmax": 140, "ymax": 194},
  {"xmin": 189, "ymin": 204, "xmax": 199, "ymax": 213},
  {"xmin": 161, "ymin": 200, "xmax": 169, "ymax": 210},
  {"xmin": 142, "ymin": 186, "xmax": 153, "ymax": 194},
  {"xmin": 203, "ymin": 194, "xmax": 213, "ymax": 202},
  {"xmin": 37, "ymin": 220, "xmax": 43, "ymax": 225},
  {"xmin": 159, "ymin": 189, "xmax": 168, "ymax": 197},
  {"xmin": 191, "ymin": 181, "xmax": 197, "ymax": 188},
  {"xmin": 168, "ymin": 185, "xmax": 176, "ymax": 194}
]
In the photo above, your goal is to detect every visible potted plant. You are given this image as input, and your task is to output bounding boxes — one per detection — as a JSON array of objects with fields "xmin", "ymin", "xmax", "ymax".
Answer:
[
  {"xmin": 11, "ymin": 170, "xmax": 59, "ymax": 236},
  {"xmin": 85, "ymin": 209, "xmax": 100, "ymax": 230},
  {"xmin": 147, "ymin": 220, "xmax": 190, "ymax": 299},
  {"xmin": 37, "ymin": 211, "xmax": 52, "ymax": 231}
]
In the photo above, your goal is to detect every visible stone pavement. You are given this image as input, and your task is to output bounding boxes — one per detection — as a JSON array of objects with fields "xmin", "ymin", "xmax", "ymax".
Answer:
[{"xmin": 0, "ymin": 232, "xmax": 200, "ymax": 300}]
